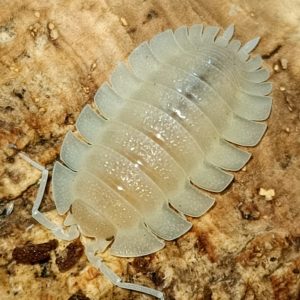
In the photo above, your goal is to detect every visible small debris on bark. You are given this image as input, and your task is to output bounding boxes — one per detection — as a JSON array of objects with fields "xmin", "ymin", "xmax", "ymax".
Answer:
[
  {"xmin": 259, "ymin": 188, "xmax": 275, "ymax": 201},
  {"xmin": 143, "ymin": 9, "xmax": 158, "ymax": 24},
  {"xmin": 50, "ymin": 29, "xmax": 59, "ymax": 40},
  {"xmin": 132, "ymin": 255, "xmax": 154, "ymax": 272},
  {"xmin": 279, "ymin": 86, "xmax": 286, "ymax": 91},
  {"xmin": 68, "ymin": 290, "xmax": 91, "ymax": 300},
  {"xmin": 280, "ymin": 58, "xmax": 288, "ymax": 70},
  {"xmin": 55, "ymin": 239, "xmax": 84, "ymax": 272},
  {"xmin": 48, "ymin": 22, "xmax": 55, "ymax": 30},
  {"xmin": 0, "ymin": 201, "xmax": 14, "ymax": 217},
  {"xmin": 238, "ymin": 201, "xmax": 261, "ymax": 220},
  {"xmin": 273, "ymin": 63, "xmax": 280, "ymax": 72},
  {"xmin": 149, "ymin": 271, "xmax": 164, "ymax": 286},
  {"xmin": 120, "ymin": 17, "xmax": 128, "ymax": 26},
  {"xmin": 12, "ymin": 239, "xmax": 58, "ymax": 264}
]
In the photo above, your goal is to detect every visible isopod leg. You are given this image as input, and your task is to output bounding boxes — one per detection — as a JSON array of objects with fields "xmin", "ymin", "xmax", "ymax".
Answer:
[
  {"xmin": 19, "ymin": 152, "xmax": 79, "ymax": 241},
  {"xmin": 85, "ymin": 240, "xmax": 164, "ymax": 300}
]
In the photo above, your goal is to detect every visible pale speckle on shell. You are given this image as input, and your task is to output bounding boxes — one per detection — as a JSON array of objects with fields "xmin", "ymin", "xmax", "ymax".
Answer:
[{"xmin": 51, "ymin": 24, "xmax": 272, "ymax": 258}]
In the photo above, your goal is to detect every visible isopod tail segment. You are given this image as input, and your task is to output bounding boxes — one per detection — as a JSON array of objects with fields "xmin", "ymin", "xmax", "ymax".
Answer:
[{"xmin": 19, "ymin": 152, "xmax": 165, "ymax": 300}]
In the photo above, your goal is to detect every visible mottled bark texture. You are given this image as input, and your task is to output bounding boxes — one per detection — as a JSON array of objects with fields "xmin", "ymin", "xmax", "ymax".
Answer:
[{"xmin": 0, "ymin": 0, "xmax": 299, "ymax": 299}]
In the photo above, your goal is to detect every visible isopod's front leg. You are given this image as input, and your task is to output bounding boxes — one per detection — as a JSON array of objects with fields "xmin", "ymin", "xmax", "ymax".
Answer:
[
  {"xmin": 85, "ymin": 240, "xmax": 165, "ymax": 300},
  {"xmin": 19, "ymin": 152, "xmax": 79, "ymax": 241}
]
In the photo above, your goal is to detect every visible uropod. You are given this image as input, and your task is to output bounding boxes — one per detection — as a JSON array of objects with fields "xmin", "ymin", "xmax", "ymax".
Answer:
[{"xmin": 21, "ymin": 24, "xmax": 272, "ymax": 299}]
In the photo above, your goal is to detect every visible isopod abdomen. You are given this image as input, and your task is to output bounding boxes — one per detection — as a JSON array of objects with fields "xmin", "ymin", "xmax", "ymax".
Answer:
[{"xmin": 51, "ymin": 24, "xmax": 271, "ymax": 258}]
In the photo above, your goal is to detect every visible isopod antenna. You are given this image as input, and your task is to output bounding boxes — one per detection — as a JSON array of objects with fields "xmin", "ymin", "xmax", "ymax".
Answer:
[{"xmin": 19, "ymin": 152, "xmax": 164, "ymax": 300}]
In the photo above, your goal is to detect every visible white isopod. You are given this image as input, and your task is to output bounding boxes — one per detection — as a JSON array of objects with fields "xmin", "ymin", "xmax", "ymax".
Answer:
[{"xmin": 21, "ymin": 24, "xmax": 272, "ymax": 299}]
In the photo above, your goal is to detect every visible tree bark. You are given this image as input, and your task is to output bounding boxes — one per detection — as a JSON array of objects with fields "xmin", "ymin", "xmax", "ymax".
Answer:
[{"xmin": 0, "ymin": 0, "xmax": 299, "ymax": 299}]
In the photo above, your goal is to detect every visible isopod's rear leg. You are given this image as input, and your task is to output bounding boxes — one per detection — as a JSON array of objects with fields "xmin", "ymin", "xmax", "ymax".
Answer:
[
  {"xmin": 19, "ymin": 152, "xmax": 79, "ymax": 241},
  {"xmin": 85, "ymin": 239, "xmax": 165, "ymax": 300}
]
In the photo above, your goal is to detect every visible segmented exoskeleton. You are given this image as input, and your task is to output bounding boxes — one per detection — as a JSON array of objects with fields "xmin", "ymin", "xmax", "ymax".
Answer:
[{"xmin": 21, "ymin": 24, "xmax": 272, "ymax": 299}]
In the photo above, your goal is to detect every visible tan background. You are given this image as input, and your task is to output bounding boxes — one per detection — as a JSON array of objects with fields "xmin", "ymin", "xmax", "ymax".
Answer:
[{"xmin": 0, "ymin": 0, "xmax": 299, "ymax": 299}]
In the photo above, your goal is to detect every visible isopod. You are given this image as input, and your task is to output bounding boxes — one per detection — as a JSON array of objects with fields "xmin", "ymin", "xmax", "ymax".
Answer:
[{"xmin": 20, "ymin": 24, "xmax": 272, "ymax": 299}]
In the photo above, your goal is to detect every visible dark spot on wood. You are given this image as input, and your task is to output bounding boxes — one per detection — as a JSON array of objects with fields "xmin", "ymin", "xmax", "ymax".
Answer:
[
  {"xmin": 64, "ymin": 113, "xmax": 75, "ymax": 125},
  {"xmin": 143, "ymin": 9, "xmax": 158, "ymax": 24},
  {"xmin": 6, "ymin": 156, "xmax": 15, "ymax": 163},
  {"xmin": 13, "ymin": 88, "xmax": 26, "ymax": 99},
  {"xmin": 0, "ymin": 120, "xmax": 6, "ymax": 129},
  {"xmin": 6, "ymin": 170, "xmax": 21, "ymax": 184},
  {"xmin": 270, "ymin": 256, "xmax": 277, "ymax": 262},
  {"xmin": 37, "ymin": 137, "xmax": 48, "ymax": 145},
  {"xmin": 203, "ymin": 285, "xmax": 212, "ymax": 300},
  {"xmin": 132, "ymin": 255, "xmax": 154, "ymax": 272},
  {"xmin": 55, "ymin": 239, "xmax": 84, "ymax": 272},
  {"xmin": 105, "ymin": 235, "xmax": 114, "ymax": 241},
  {"xmin": 4, "ymin": 106, "xmax": 14, "ymax": 112},
  {"xmin": 292, "ymin": 268, "xmax": 299, "ymax": 274},
  {"xmin": 195, "ymin": 73, "xmax": 206, "ymax": 81},
  {"xmin": 195, "ymin": 232, "xmax": 217, "ymax": 262},
  {"xmin": 280, "ymin": 153, "xmax": 291, "ymax": 169},
  {"xmin": 0, "ymin": 202, "xmax": 13, "ymax": 217},
  {"xmin": 262, "ymin": 44, "xmax": 282, "ymax": 59},
  {"xmin": 147, "ymin": 9, "xmax": 158, "ymax": 20},
  {"xmin": 292, "ymin": 236, "xmax": 300, "ymax": 251},
  {"xmin": 126, "ymin": 27, "xmax": 137, "ymax": 34},
  {"xmin": 184, "ymin": 92, "xmax": 194, "ymax": 100},
  {"xmin": 68, "ymin": 290, "xmax": 91, "ymax": 300},
  {"xmin": 39, "ymin": 262, "xmax": 55, "ymax": 278},
  {"xmin": 149, "ymin": 271, "xmax": 164, "ymax": 286},
  {"xmin": 238, "ymin": 201, "xmax": 260, "ymax": 220},
  {"xmin": 12, "ymin": 239, "xmax": 58, "ymax": 264}
]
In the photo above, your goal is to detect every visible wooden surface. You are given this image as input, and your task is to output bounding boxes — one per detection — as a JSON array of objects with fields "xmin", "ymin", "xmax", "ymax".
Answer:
[{"xmin": 0, "ymin": 0, "xmax": 300, "ymax": 299}]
